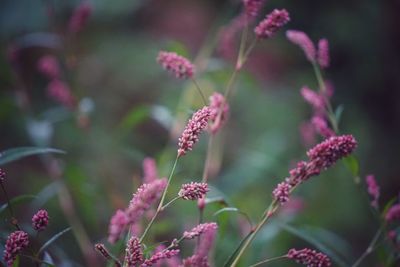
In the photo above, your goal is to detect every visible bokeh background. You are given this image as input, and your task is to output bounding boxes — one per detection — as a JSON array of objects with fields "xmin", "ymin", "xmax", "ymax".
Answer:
[{"xmin": 1, "ymin": 0, "xmax": 399, "ymax": 266}]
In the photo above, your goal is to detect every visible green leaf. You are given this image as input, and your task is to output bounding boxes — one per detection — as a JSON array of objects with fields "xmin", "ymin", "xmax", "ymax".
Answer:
[
  {"xmin": 38, "ymin": 227, "xmax": 71, "ymax": 255},
  {"xmin": 0, "ymin": 147, "xmax": 65, "ymax": 166},
  {"xmin": 343, "ymin": 155, "xmax": 359, "ymax": 179},
  {"xmin": 213, "ymin": 207, "xmax": 239, "ymax": 217},
  {"xmin": 12, "ymin": 255, "xmax": 19, "ymax": 267},
  {"xmin": 118, "ymin": 105, "xmax": 149, "ymax": 132},
  {"xmin": 281, "ymin": 224, "xmax": 350, "ymax": 267},
  {"xmin": 335, "ymin": 105, "xmax": 344, "ymax": 125},
  {"xmin": 0, "ymin": 194, "xmax": 36, "ymax": 216}
]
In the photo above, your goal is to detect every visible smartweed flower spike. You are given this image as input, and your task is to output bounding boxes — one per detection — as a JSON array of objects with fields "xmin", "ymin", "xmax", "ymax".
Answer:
[
  {"xmin": 311, "ymin": 116, "xmax": 335, "ymax": 138},
  {"xmin": 287, "ymin": 248, "xmax": 331, "ymax": 267},
  {"xmin": 178, "ymin": 106, "xmax": 211, "ymax": 157},
  {"xmin": 183, "ymin": 222, "xmax": 218, "ymax": 239},
  {"xmin": 107, "ymin": 209, "xmax": 128, "ymax": 244},
  {"xmin": 365, "ymin": 174, "xmax": 380, "ymax": 208},
  {"xmin": 141, "ymin": 249, "xmax": 180, "ymax": 267},
  {"xmin": 142, "ymin": 157, "xmax": 158, "ymax": 183},
  {"xmin": 47, "ymin": 79, "xmax": 76, "ymax": 108},
  {"xmin": 32, "ymin": 209, "xmax": 49, "ymax": 231},
  {"xmin": 286, "ymin": 30, "xmax": 316, "ymax": 63},
  {"xmin": 386, "ymin": 204, "xmax": 400, "ymax": 222},
  {"xmin": 125, "ymin": 237, "xmax": 143, "ymax": 267},
  {"xmin": 0, "ymin": 168, "xmax": 5, "ymax": 183},
  {"xmin": 157, "ymin": 51, "xmax": 195, "ymax": 79},
  {"xmin": 254, "ymin": 9, "xmax": 290, "ymax": 39},
  {"xmin": 300, "ymin": 86, "xmax": 325, "ymax": 113},
  {"xmin": 272, "ymin": 182, "xmax": 292, "ymax": 204},
  {"xmin": 209, "ymin": 92, "xmax": 229, "ymax": 134},
  {"xmin": 307, "ymin": 135, "xmax": 357, "ymax": 171},
  {"xmin": 179, "ymin": 182, "xmax": 209, "ymax": 200},
  {"xmin": 317, "ymin": 38, "xmax": 330, "ymax": 68},
  {"xmin": 243, "ymin": 0, "xmax": 265, "ymax": 17},
  {"xmin": 37, "ymin": 55, "xmax": 60, "ymax": 79},
  {"xmin": 68, "ymin": 2, "xmax": 92, "ymax": 33},
  {"xmin": 127, "ymin": 179, "xmax": 167, "ymax": 223},
  {"xmin": 95, "ymin": 243, "xmax": 113, "ymax": 261},
  {"xmin": 3, "ymin": 231, "xmax": 29, "ymax": 267}
]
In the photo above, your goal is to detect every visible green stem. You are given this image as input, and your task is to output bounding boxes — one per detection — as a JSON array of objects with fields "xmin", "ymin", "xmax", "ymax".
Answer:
[
  {"xmin": 351, "ymin": 226, "xmax": 383, "ymax": 267},
  {"xmin": 139, "ymin": 156, "xmax": 179, "ymax": 243},
  {"xmin": 249, "ymin": 255, "xmax": 287, "ymax": 267},
  {"xmin": 191, "ymin": 78, "xmax": 208, "ymax": 106},
  {"xmin": 161, "ymin": 196, "xmax": 180, "ymax": 211}
]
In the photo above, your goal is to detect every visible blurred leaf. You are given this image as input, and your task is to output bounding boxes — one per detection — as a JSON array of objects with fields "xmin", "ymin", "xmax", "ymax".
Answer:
[
  {"xmin": 118, "ymin": 105, "xmax": 149, "ymax": 132},
  {"xmin": 335, "ymin": 105, "xmax": 344, "ymax": 125},
  {"xmin": 213, "ymin": 207, "xmax": 252, "ymax": 228},
  {"xmin": 165, "ymin": 41, "xmax": 190, "ymax": 58},
  {"xmin": 0, "ymin": 195, "xmax": 36, "ymax": 216},
  {"xmin": 0, "ymin": 147, "xmax": 65, "ymax": 166},
  {"xmin": 31, "ymin": 182, "xmax": 61, "ymax": 210},
  {"xmin": 38, "ymin": 227, "xmax": 71, "ymax": 255},
  {"xmin": 343, "ymin": 155, "xmax": 359, "ymax": 179},
  {"xmin": 281, "ymin": 224, "xmax": 350, "ymax": 267},
  {"xmin": 382, "ymin": 197, "xmax": 397, "ymax": 218},
  {"xmin": 12, "ymin": 255, "xmax": 19, "ymax": 267},
  {"xmin": 41, "ymin": 252, "xmax": 55, "ymax": 267}
]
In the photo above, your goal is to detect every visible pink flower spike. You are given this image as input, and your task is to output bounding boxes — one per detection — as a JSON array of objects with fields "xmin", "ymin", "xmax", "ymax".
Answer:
[
  {"xmin": 157, "ymin": 51, "xmax": 195, "ymax": 79},
  {"xmin": 255, "ymin": 9, "xmax": 290, "ymax": 39},
  {"xmin": 209, "ymin": 92, "xmax": 229, "ymax": 134},
  {"xmin": 178, "ymin": 106, "xmax": 211, "ymax": 157},
  {"xmin": 286, "ymin": 30, "xmax": 316, "ymax": 63},
  {"xmin": 311, "ymin": 116, "xmax": 335, "ymax": 138},
  {"xmin": 126, "ymin": 179, "xmax": 167, "ymax": 223},
  {"xmin": 142, "ymin": 157, "xmax": 158, "ymax": 183},
  {"xmin": 386, "ymin": 204, "xmax": 400, "ymax": 222},
  {"xmin": 243, "ymin": 0, "xmax": 265, "ymax": 17},
  {"xmin": 183, "ymin": 222, "xmax": 218, "ymax": 239},
  {"xmin": 68, "ymin": 2, "xmax": 92, "ymax": 33},
  {"xmin": 317, "ymin": 38, "xmax": 330, "ymax": 68},
  {"xmin": 125, "ymin": 237, "xmax": 144, "ymax": 266},
  {"xmin": 300, "ymin": 86, "xmax": 325, "ymax": 112},
  {"xmin": 47, "ymin": 79, "xmax": 76, "ymax": 108},
  {"xmin": 3, "ymin": 231, "xmax": 29, "ymax": 267},
  {"xmin": 287, "ymin": 248, "xmax": 331, "ymax": 267},
  {"xmin": 179, "ymin": 182, "xmax": 209, "ymax": 200},
  {"xmin": 37, "ymin": 55, "xmax": 60, "ymax": 79},
  {"xmin": 32, "ymin": 209, "xmax": 49, "ymax": 231},
  {"xmin": 365, "ymin": 174, "xmax": 380, "ymax": 208},
  {"xmin": 272, "ymin": 182, "xmax": 291, "ymax": 204},
  {"xmin": 0, "ymin": 168, "xmax": 6, "ymax": 183},
  {"xmin": 141, "ymin": 249, "xmax": 180, "ymax": 267},
  {"xmin": 107, "ymin": 209, "xmax": 129, "ymax": 244}
]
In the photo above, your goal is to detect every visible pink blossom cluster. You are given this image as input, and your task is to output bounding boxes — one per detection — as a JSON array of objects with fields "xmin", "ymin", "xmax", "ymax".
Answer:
[
  {"xmin": 157, "ymin": 51, "xmax": 195, "ymax": 79},
  {"xmin": 108, "ymin": 209, "xmax": 129, "ymax": 244},
  {"xmin": 141, "ymin": 249, "xmax": 180, "ymax": 267},
  {"xmin": 183, "ymin": 222, "xmax": 218, "ymax": 239},
  {"xmin": 0, "ymin": 168, "xmax": 5, "ymax": 183},
  {"xmin": 3, "ymin": 231, "xmax": 29, "ymax": 267},
  {"xmin": 208, "ymin": 92, "xmax": 229, "ymax": 134},
  {"xmin": 386, "ymin": 204, "xmax": 400, "ymax": 222},
  {"xmin": 178, "ymin": 106, "xmax": 211, "ymax": 157},
  {"xmin": 142, "ymin": 157, "xmax": 158, "ymax": 183},
  {"xmin": 365, "ymin": 174, "xmax": 380, "ymax": 208},
  {"xmin": 32, "ymin": 209, "xmax": 49, "ymax": 231},
  {"xmin": 125, "ymin": 236, "xmax": 143, "ymax": 267},
  {"xmin": 179, "ymin": 182, "xmax": 209, "ymax": 200},
  {"xmin": 243, "ymin": 0, "xmax": 265, "ymax": 17},
  {"xmin": 255, "ymin": 9, "xmax": 290, "ymax": 39},
  {"xmin": 153, "ymin": 245, "xmax": 181, "ymax": 267},
  {"xmin": 68, "ymin": 2, "xmax": 92, "ymax": 33},
  {"xmin": 287, "ymin": 248, "xmax": 331, "ymax": 267},
  {"xmin": 286, "ymin": 30, "xmax": 330, "ymax": 68},
  {"xmin": 95, "ymin": 243, "xmax": 114, "ymax": 262},
  {"xmin": 47, "ymin": 79, "xmax": 76, "ymax": 108},
  {"xmin": 37, "ymin": 55, "xmax": 60, "ymax": 79},
  {"xmin": 273, "ymin": 135, "xmax": 357, "ymax": 204}
]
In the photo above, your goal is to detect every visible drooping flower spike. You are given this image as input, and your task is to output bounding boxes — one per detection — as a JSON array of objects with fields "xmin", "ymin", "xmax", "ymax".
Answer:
[
  {"xmin": 255, "ymin": 9, "xmax": 290, "ymax": 39},
  {"xmin": 157, "ymin": 51, "xmax": 195, "ymax": 79},
  {"xmin": 287, "ymin": 248, "xmax": 331, "ymax": 267},
  {"xmin": 3, "ymin": 231, "xmax": 29, "ymax": 267},
  {"xmin": 365, "ymin": 174, "xmax": 380, "ymax": 208},
  {"xmin": 286, "ymin": 30, "xmax": 316, "ymax": 63}
]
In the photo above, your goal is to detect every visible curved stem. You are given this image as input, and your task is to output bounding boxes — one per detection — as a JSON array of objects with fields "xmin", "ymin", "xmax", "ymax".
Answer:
[
  {"xmin": 140, "ymin": 156, "xmax": 179, "ymax": 243},
  {"xmin": 249, "ymin": 255, "xmax": 287, "ymax": 267},
  {"xmin": 161, "ymin": 196, "xmax": 180, "ymax": 211},
  {"xmin": 191, "ymin": 78, "xmax": 208, "ymax": 106},
  {"xmin": 351, "ymin": 226, "xmax": 383, "ymax": 267}
]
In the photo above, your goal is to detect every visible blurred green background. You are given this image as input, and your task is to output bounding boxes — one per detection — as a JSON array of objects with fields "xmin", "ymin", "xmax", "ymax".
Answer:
[{"xmin": 1, "ymin": 0, "xmax": 399, "ymax": 266}]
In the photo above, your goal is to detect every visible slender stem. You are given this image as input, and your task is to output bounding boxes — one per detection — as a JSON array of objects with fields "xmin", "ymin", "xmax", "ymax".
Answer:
[
  {"xmin": 1, "ymin": 182, "xmax": 15, "ymax": 218},
  {"xmin": 240, "ymin": 38, "xmax": 258, "ymax": 68},
  {"xmin": 249, "ymin": 255, "xmax": 287, "ymax": 267},
  {"xmin": 236, "ymin": 20, "xmax": 249, "ymax": 70},
  {"xmin": 191, "ymin": 78, "xmax": 208, "ymax": 106},
  {"xmin": 351, "ymin": 226, "xmax": 384, "ymax": 267},
  {"xmin": 140, "ymin": 156, "xmax": 179, "ymax": 243},
  {"xmin": 161, "ymin": 196, "xmax": 180, "ymax": 211}
]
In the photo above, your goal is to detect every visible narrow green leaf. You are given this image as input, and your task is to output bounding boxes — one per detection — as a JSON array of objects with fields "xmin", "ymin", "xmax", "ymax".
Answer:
[
  {"xmin": 382, "ymin": 197, "xmax": 397, "ymax": 218},
  {"xmin": 205, "ymin": 197, "xmax": 228, "ymax": 206},
  {"xmin": 0, "ymin": 147, "xmax": 65, "ymax": 166},
  {"xmin": 38, "ymin": 227, "xmax": 71, "ymax": 255},
  {"xmin": 343, "ymin": 155, "xmax": 359, "ymax": 178},
  {"xmin": 222, "ymin": 231, "xmax": 254, "ymax": 267},
  {"xmin": 335, "ymin": 105, "xmax": 344, "ymax": 125},
  {"xmin": 0, "ymin": 195, "xmax": 36, "ymax": 216},
  {"xmin": 213, "ymin": 207, "xmax": 239, "ymax": 217},
  {"xmin": 12, "ymin": 255, "xmax": 19, "ymax": 267},
  {"xmin": 281, "ymin": 224, "xmax": 350, "ymax": 267}
]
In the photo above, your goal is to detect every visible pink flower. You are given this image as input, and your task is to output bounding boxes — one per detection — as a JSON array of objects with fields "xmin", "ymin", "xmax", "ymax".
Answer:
[
  {"xmin": 386, "ymin": 204, "xmax": 400, "ymax": 222},
  {"xmin": 287, "ymin": 161, "xmax": 309, "ymax": 186},
  {"xmin": 0, "ymin": 168, "xmax": 6, "ymax": 183},
  {"xmin": 32, "ymin": 209, "xmax": 49, "ymax": 231},
  {"xmin": 3, "ymin": 231, "xmax": 29, "ymax": 267},
  {"xmin": 125, "ymin": 236, "xmax": 143, "ymax": 267},
  {"xmin": 307, "ymin": 135, "xmax": 357, "ymax": 172},
  {"xmin": 311, "ymin": 116, "xmax": 335, "ymax": 138},
  {"xmin": 287, "ymin": 248, "xmax": 331, "ymax": 267},
  {"xmin": 126, "ymin": 179, "xmax": 167, "ymax": 223},
  {"xmin": 157, "ymin": 51, "xmax": 195, "ymax": 79},
  {"xmin": 178, "ymin": 106, "xmax": 211, "ymax": 157},
  {"xmin": 300, "ymin": 86, "xmax": 325, "ymax": 113},
  {"xmin": 95, "ymin": 243, "xmax": 114, "ymax": 262},
  {"xmin": 142, "ymin": 157, "xmax": 158, "ymax": 183},
  {"xmin": 299, "ymin": 122, "xmax": 316, "ymax": 147},
  {"xmin": 365, "ymin": 174, "xmax": 380, "ymax": 208},
  {"xmin": 243, "ymin": 0, "xmax": 265, "ymax": 17},
  {"xmin": 179, "ymin": 182, "xmax": 209, "ymax": 200},
  {"xmin": 286, "ymin": 30, "xmax": 316, "ymax": 63},
  {"xmin": 107, "ymin": 209, "xmax": 129, "ymax": 244},
  {"xmin": 255, "ymin": 9, "xmax": 290, "ymax": 39},
  {"xmin": 317, "ymin": 38, "xmax": 330, "ymax": 68},
  {"xmin": 272, "ymin": 182, "xmax": 292, "ymax": 204},
  {"xmin": 209, "ymin": 93, "xmax": 229, "ymax": 134},
  {"xmin": 183, "ymin": 222, "xmax": 218, "ymax": 239},
  {"xmin": 152, "ymin": 245, "xmax": 181, "ymax": 267},
  {"xmin": 37, "ymin": 55, "xmax": 60, "ymax": 79},
  {"xmin": 47, "ymin": 79, "xmax": 76, "ymax": 108},
  {"xmin": 68, "ymin": 2, "xmax": 92, "ymax": 33},
  {"xmin": 141, "ymin": 249, "xmax": 180, "ymax": 267}
]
